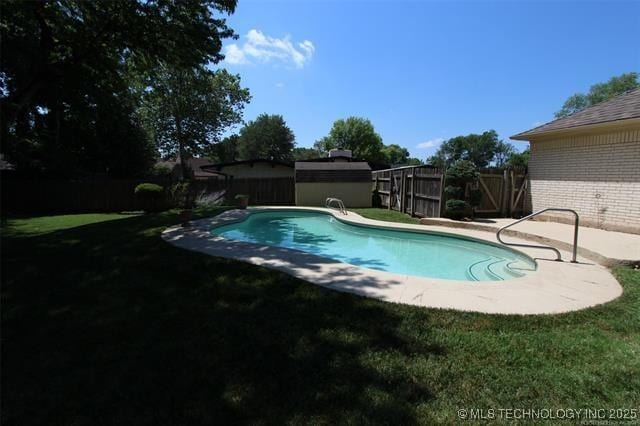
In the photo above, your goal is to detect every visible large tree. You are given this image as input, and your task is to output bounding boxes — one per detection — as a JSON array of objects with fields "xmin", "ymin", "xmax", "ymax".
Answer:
[
  {"xmin": 427, "ymin": 130, "xmax": 514, "ymax": 169},
  {"xmin": 292, "ymin": 147, "xmax": 321, "ymax": 161},
  {"xmin": 237, "ymin": 114, "xmax": 295, "ymax": 162},
  {"xmin": 143, "ymin": 66, "xmax": 250, "ymax": 179},
  {"xmin": 1, "ymin": 0, "xmax": 238, "ymax": 176},
  {"xmin": 208, "ymin": 134, "xmax": 240, "ymax": 163},
  {"xmin": 555, "ymin": 72, "xmax": 639, "ymax": 118},
  {"xmin": 314, "ymin": 117, "xmax": 384, "ymax": 163}
]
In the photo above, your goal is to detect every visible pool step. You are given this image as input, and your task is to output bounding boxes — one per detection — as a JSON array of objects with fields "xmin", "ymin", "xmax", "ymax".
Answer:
[{"xmin": 467, "ymin": 258, "xmax": 529, "ymax": 281}]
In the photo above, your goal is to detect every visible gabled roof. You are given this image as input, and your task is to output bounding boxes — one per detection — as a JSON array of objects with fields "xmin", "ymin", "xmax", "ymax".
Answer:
[
  {"xmin": 296, "ymin": 156, "xmax": 390, "ymax": 170},
  {"xmin": 201, "ymin": 159, "xmax": 293, "ymax": 170},
  {"xmin": 294, "ymin": 162, "xmax": 371, "ymax": 171},
  {"xmin": 511, "ymin": 88, "xmax": 640, "ymax": 140}
]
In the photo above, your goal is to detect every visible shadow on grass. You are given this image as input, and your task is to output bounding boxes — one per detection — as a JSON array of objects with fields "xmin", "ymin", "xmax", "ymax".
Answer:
[{"xmin": 2, "ymin": 210, "xmax": 442, "ymax": 425}]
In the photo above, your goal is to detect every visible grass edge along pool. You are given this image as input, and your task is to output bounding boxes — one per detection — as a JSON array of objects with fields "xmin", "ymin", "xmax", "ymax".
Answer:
[{"xmin": 211, "ymin": 210, "xmax": 537, "ymax": 282}]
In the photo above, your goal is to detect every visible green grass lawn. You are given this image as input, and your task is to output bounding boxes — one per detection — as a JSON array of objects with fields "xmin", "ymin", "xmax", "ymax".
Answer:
[
  {"xmin": 352, "ymin": 208, "xmax": 422, "ymax": 224},
  {"xmin": 2, "ymin": 209, "xmax": 639, "ymax": 425}
]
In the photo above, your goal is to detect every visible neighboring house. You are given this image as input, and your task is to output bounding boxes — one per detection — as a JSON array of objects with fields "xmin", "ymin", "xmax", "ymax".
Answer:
[
  {"xmin": 156, "ymin": 158, "xmax": 225, "ymax": 180},
  {"xmin": 201, "ymin": 159, "xmax": 294, "ymax": 179},
  {"xmin": 297, "ymin": 149, "xmax": 390, "ymax": 171},
  {"xmin": 295, "ymin": 161, "xmax": 372, "ymax": 208},
  {"xmin": 512, "ymin": 88, "xmax": 640, "ymax": 233}
]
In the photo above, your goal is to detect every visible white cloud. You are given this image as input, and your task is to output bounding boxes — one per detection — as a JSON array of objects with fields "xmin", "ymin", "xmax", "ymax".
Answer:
[
  {"xmin": 417, "ymin": 138, "xmax": 444, "ymax": 149},
  {"xmin": 224, "ymin": 29, "xmax": 315, "ymax": 68},
  {"xmin": 275, "ymin": 82, "xmax": 285, "ymax": 88}
]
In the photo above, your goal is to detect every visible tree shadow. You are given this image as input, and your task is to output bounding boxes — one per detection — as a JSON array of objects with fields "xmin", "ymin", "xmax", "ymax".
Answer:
[{"xmin": 2, "ymin": 211, "xmax": 444, "ymax": 425}]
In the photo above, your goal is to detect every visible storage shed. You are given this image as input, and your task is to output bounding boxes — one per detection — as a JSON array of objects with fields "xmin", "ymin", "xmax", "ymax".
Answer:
[
  {"xmin": 295, "ymin": 162, "xmax": 372, "ymax": 207},
  {"xmin": 512, "ymin": 88, "xmax": 640, "ymax": 233}
]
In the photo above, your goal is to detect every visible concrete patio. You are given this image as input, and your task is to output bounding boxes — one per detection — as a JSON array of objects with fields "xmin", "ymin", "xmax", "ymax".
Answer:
[{"xmin": 419, "ymin": 217, "xmax": 640, "ymax": 266}]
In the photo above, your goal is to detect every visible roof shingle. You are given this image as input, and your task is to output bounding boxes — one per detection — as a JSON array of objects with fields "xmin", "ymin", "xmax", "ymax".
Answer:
[{"xmin": 511, "ymin": 88, "xmax": 640, "ymax": 140}]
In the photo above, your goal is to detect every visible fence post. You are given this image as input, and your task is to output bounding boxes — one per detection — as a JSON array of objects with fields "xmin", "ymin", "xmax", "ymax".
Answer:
[
  {"xmin": 388, "ymin": 171, "xmax": 392, "ymax": 210},
  {"xmin": 509, "ymin": 169, "xmax": 515, "ymax": 216},
  {"xmin": 410, "ymin": 166, "xmax": 416, "ymax": 217},
  {"xmin": 400, "ymin": 169, "xmax": 406, "ymax": 212},
  {"xmin": 438, "ymin": 169, "xmax": 446, "ymax": 218},
  {"xmin": 501, "ymin": 168, "xmax": 509, "ymax": 217}
]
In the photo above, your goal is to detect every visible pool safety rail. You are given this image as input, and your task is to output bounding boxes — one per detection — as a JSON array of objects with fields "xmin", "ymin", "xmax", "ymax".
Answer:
[
  {"xmin": 496, "ymin": 208, "xmax": 579, "ymax": 263},
  {"xmin": 325, "ymin": 197, "xmax": 347, "ymax": 215}
]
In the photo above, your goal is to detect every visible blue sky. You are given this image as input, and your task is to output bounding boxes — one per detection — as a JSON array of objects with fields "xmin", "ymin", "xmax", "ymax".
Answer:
[{"xmin": 218, "ymin": 0, "xmax": 640, "ymax": 159}]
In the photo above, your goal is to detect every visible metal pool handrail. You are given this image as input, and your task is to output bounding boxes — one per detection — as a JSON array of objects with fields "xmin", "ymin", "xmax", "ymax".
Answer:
[
  {"xmin": 325, "ymin": 197, "xmax": 347, "ymax": 215},
  {"xmin": 496, "ymin": 208, "xmax": 579, "ymax": 263}
]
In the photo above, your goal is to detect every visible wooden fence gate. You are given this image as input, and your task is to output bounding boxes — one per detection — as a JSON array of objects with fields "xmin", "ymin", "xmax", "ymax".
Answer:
[
  {"xmin": 372, "ymin": 165, "xmax": 529, "ymax": 219},
  {"xmin": 373, "ymin": 165, "xmax": 444, "ymax": 218}
]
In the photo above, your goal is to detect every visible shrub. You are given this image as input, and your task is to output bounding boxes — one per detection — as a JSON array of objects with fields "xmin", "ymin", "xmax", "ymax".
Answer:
[
  {"xmin": 134, "ymin": 183, "xmax": 164, "ymax": 197},
  {"xmin": 134, "ymin": 183, "xmax": 165, "ymax": 212},
  {"xmin": 372, "ymin": 189, "xmax": 382, "ymax": 208},
  {"xmin": 195, "ymin": 190, "xmax": 226, "ymax": 209},
  {"xmin": 168, "ymin": 182, "xmax": 196, "ymax": 209},
  {"xmin": 445, "ymin": 199, "xmax": 472, "ymax": 220},
  {"xmin": 443, "ymin": 160, "xmax": 480, "ymax": 220},
  {"xmin": 469, "ymin": 188, "xmax": 483, "ymax": 208},
  {"xmin": 446, "ymin": 160, "xmax": 480, "ymax": 182},
  {"xmin": 152, "ymin": 164, "xmax": 173, "ymax": 178},
  {"xmin": 444, "ymin": 185, "xmax": 463, "ymax": 200},
  {"xmin": 234, "ymin": 194, "xmax": 249, "ymax": 200}
]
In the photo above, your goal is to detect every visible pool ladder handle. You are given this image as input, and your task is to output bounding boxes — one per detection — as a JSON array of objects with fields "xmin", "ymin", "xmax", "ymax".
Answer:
[
  {"xmin": 325, "ymin": 197, "xmax": 347, "ymax": 215},
  {"xmin": 496, "ymin": 208, "xmax": 579, "ymax": 263}
]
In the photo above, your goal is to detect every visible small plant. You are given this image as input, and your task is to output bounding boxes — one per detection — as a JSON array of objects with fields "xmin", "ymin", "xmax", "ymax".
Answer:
[
  {"xmin": 443, "ymin": 160, "xmax": 480, "ymax": 220},
  {"xmin": 371, "ymin": 189, "xmax": 382, "ymax": 208},
  {"xmin": 235, "ymin": 194, "xmax": 249, "ymax": 209},
  {"xmin": 195, "ymin": 190, "xmax": 226, "ymax": 209},
  {"xmin": 134, "ymin": 183, "xmax": 164, "ymax": 212},
  {"xmin": 445, "ymin": 199, "xmax": 472, "ymax": 220}
]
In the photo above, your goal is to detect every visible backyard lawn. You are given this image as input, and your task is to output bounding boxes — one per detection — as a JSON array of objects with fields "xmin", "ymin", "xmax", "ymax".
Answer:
[{"xmin": 2, "ymin": 209, "xmax": 639, "ymax": 424}]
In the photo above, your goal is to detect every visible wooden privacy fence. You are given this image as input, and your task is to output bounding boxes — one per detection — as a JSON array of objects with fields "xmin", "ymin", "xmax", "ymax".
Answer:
[
  {"xmin": 373, "ymin": 166, "xmax": 444, "ymax": 218},
  {"xmin": 2, "ymin": 177, "xmax": 295, "ymax": 213},
  {"xmin": 195, "ymin": 177, "xmax": 294, "ymax": 206},
  {"xmin": 372, "ymin": 165, "xmax": 529, "ymax": 218}
]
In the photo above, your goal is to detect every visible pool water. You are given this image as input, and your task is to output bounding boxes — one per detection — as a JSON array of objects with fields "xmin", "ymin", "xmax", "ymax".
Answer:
[{"xmin": 211, "ymin": 210, "xmax": 537, "ymax": 281}]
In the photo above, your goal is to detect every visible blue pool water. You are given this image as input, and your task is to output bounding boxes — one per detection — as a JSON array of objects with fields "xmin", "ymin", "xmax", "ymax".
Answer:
[{"xmin": 211, "ymin": 210, "xmax": 537, "ymax": 281}]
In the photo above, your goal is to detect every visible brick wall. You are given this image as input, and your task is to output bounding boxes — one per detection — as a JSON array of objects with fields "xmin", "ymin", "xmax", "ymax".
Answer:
[{"xmin": 529, "ymin": 128, "xmax": 640, "ymax": 231}]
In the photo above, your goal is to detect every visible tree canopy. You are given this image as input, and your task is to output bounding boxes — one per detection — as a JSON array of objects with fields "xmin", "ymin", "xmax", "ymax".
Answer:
[
  {"xmin": 143, "ymin": 66, "xmax": 250, "ymax": 178},
  {"xmin": 314, "ymin": 117, "xmax": 385, "ymax": 163},
  {"xmin": 427, "ymin": 130, "xmax": 514, "ymax": 169},
  {"xmin": 380, "ymin": 144, "xmax": 423, "ymax": 167},
  {"xmin": 1, "ymin": 0, "xmax": 239, "ymax": 177},
  {"xmin": 555, "ymin": 72, "xmax": 639, "ymax": 118},
  {"xmin": 292, "ymin": 147, "xmax": 322, "ymax": 161},
  {"xmin": 237, "ymin": 114, "xmax": 296, "ymax": 162}
]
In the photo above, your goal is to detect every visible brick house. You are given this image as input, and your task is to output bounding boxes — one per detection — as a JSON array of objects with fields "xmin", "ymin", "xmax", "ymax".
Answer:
[{"xmin": 511, "ymin": 88, "xmax": 640, "ymax": 233}]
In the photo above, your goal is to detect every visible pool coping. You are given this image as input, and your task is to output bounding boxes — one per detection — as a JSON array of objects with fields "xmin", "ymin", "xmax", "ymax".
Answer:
[{"xmin": 161, "ymin": 207, "xmax": 623, "ymax": 315}]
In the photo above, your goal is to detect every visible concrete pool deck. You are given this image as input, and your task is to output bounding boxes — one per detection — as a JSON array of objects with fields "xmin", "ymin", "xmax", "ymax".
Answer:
[
  {"xmin": 419, "ymin": 217, "xmax": 640, "ymax": 267},
  {"xmin": 162, "ymin": 207, "xmax": 624, "ymax": 315}
]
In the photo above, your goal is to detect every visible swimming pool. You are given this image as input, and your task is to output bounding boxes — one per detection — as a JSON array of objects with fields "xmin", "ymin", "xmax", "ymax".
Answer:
[{"xmin": 211, "ymin": 210, "xmax": 537, "ymax": 281}]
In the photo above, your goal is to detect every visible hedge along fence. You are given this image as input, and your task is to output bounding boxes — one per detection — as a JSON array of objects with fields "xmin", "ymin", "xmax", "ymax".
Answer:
[
  {"xmin": 1, "ymin": 177, "xmax": 295, "ymax": 214},
  {"xmin": 372, "ymin": 165, "xmax": 529, "ymax": 218}
]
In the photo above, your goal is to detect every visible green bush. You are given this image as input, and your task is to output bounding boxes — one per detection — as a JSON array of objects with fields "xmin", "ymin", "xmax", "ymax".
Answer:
[
  {"xmin": 134, "ymin": 183, "xmax": 164, "ymax": 197},
  {"xmin": 371, "ymin": 189, "xmax": 382, "ymax": 208},
  {"xmin": 445, "ymin": 199, "xmax": 472, "ymax": 220},
  {"xmin": 444, "ymin": 160, "xmax": 480, "ymax": 219},
  {"xmin": 446, "ymin": 160, "xmax": 480, "ymax": 182},
  {"xmin": 168, "ymin": 182, "xmax": 195, "ymax": 209},
  {"xmin": 444, "ymin": 185, "xmax": 463, "ymax": 200},
  {"xmin": 469, "ymin": 188, "xmax": 482, "ymax": 207},
  {"xmin": 134, "ymin": 183, "xmax": 165, "ymax": 213}
]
